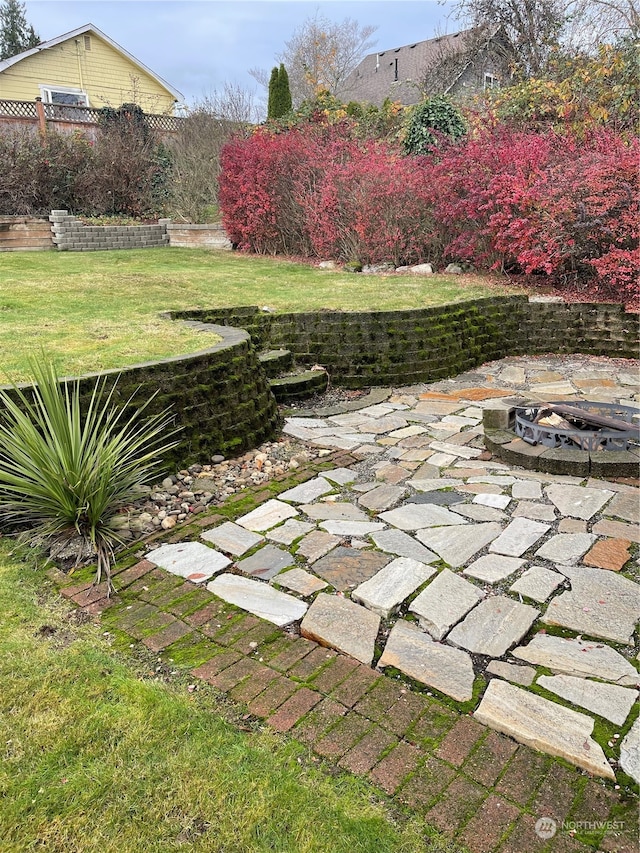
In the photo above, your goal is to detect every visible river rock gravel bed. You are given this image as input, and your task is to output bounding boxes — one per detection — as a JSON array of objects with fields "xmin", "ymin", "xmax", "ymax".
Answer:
[{"xmin": 116, "ymin": 436, "xmax": 334, "ymax": 539}]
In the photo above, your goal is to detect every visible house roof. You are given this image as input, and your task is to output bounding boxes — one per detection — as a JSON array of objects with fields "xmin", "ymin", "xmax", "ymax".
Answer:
[
  {"xmin": 0, "ymin": 23, "xmax": 184, "ymax": 102},
  {"xmin": 340, "ymin": 28, "xmax": 486, "ymax": 105}
]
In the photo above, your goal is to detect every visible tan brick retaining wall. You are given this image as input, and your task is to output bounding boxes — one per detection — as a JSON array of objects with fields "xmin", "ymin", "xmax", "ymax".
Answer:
[
  {"xmin": 0, "ymin": 216, "xmax": 53, "ymax": 251},
  {"xmin": 166, "ymin": 223, "xmax": 231, "ymax": 249}
]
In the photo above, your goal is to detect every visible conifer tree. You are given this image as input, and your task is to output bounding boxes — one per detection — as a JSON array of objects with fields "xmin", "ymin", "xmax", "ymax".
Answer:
[
  {"xmin": 267, "ymin": 66, "xmax": 279, "ymax": 119},
  {"xmin": 276, "ymin": 63, "xmax": 292, "ymax": 115},
  {"xmin": 0, "ymin": 0, "xmax": 40, "ymax": 60},
  {"xmin": 267, "ymin": 63, "xmax": 292, "ymax": 119}
]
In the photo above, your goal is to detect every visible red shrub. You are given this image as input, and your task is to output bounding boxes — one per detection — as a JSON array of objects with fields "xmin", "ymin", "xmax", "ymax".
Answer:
[
  {"xmin": 219, "ymin": 120, "xmax": 638, "ymax": 305},
  {"xmin": 302, "ymin": 141, "xmax": 437, "ymax": 265},
  {"xmin": 589, "ymin": 247, "xmax": 640, "ymax": 307},
  {"xmin": 219, "ymin": 124, "xmax": 439, "ymax": 265},
  {"xmin": 432, "ymin": 127, "xmax": 639, "ymax": 303},
  {"xmin": 219, "ymin": 127, "xmax": 315, "ymax": 255}
]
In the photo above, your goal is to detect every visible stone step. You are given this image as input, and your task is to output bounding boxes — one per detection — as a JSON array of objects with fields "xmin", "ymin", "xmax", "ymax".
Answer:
[
  {"xmin": 258, "ymin": 348, "xmax": 293, "ymax": 377},
  {"xmin": 270, "ymin": 368, "xmax": 328, "ymax": 402}
]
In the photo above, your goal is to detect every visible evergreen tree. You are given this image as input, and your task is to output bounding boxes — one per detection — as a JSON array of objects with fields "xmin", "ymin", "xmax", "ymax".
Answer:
[
  {"xmin": 26, "ymin": 22, "xmax": 38, "ymax": 47},
  {"xmin": 267, "ymin": 64, "xmax": 292, "ymax": 120},
  {"xmin": 276, "ymin": 64, "xmax": 292, "ymax": 115},
  {"xmin": 267, "ymin": 66, "xmax": 279, "ymax": 119},
  {"xmin": 0, "ymin": 0, "xmax": 40, "ymax": 60}
]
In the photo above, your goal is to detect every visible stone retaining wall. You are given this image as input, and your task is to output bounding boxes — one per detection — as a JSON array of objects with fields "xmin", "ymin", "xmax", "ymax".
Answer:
[
  {"xmin": 171, "ymin": 298, "xmax": 640, "ymax": 388},
  {"xmin": 5, "ymin": 298, "xmax": 635, "ymax": 471},
  {"xmin": 50, "ymin": 210, "xmax": 168, "ymax": 251},
  {"xmin": 0, "ymin": 212, "xmax": 235, "ymax": 253},
  {"xmin": 2, "ymin": 325, "xmax": 280, "ymax": 468},
  {"xmin": 0, "ymin": 216, "xmax": 53, "ymax": 251},
  {"xmin": 522, "ymin": 299, "xmax": 638, "ymax": 357}
]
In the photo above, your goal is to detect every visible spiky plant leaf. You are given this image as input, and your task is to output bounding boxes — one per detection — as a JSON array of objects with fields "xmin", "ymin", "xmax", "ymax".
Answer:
[{"xmin": 0, "ymin": 360, "xmax": 178, "ymax": 591}]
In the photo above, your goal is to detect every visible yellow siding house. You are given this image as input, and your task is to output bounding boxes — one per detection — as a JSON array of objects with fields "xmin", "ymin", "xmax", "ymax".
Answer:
[{"xmin": 0, "ymin": 23, "xmax": 183, "ymax": 114}]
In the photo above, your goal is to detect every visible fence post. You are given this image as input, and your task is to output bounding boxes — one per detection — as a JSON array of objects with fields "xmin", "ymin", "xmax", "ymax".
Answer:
[{"xmin": 35, "ymin": 97, "xmax": 47, "ymax": 139}]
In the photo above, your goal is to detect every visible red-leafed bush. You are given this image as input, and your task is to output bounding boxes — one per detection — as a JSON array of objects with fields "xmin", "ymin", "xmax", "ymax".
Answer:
[
  {"xmin": 590, "ymin": 248, "xmax": 640, "ymax": 305},
  {"xmin": 432, "ymin": 127, "xmax": 639, "ymax": 303},
  {"xmin": 302, "ymin": 141, "xmax": 437, "ymax": 265},
  {"xmin": 219, "ymin": 118, "xmax": 638, "ymax": 305},
  {"xmin": 219, "ymin": 123, "xmax": 439, "ymax": 265},
  {"xmin": 219, "ymin": 127, "xmax": 314, "ymax": 255}
]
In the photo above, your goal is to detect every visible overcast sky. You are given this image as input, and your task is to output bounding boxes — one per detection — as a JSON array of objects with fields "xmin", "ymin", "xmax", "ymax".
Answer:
[{"xmin": 27, "ymin": 1, "xmax": 458, "ymax": 108}]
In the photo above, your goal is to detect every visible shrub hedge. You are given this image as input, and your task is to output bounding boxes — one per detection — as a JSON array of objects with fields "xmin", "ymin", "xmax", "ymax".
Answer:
[
  {"xmin": 0, "ymin": 110, "xmax": 171, "ymax": 218},
  {"xmin": 219, "ymin": 119, "xmax": 639, "ymax": 304}
]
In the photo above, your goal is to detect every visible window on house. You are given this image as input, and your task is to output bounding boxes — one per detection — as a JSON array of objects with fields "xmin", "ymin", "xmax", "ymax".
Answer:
[
  {"xmin": 484, "ymin": 72, "xmax": 498, "ymax": 90},
  {"xmin": 39, "ymin": 85, "xmax": 89, "ymax": 107},
  {"xmin": 84, "ymin": 35, "xmax": 91, "ymax": 50}
]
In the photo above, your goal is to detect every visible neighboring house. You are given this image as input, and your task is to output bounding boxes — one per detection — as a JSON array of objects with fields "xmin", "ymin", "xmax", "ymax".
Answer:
[
  {"xmin": 0, "ymin": 23, "xmax": 183, "ymax": 114},
  {"xmin": 339, "ymin": 28, "xmax": 512, "ymax": 107}
]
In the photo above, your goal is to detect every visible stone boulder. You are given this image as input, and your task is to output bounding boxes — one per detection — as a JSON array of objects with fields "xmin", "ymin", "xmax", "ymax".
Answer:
[{"xmin": 362, "ymin": 262, "xmax": 396, "ymax": 274}]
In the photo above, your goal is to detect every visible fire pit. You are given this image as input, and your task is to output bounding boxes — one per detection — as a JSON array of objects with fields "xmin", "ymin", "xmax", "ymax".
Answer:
[
  {"xmin": 483, "ymin": 400, "xmax": 640, "ymax": 478},
  {"xmin": 515, "ymin": 401, "xmax": 640, "ymax": 452}
]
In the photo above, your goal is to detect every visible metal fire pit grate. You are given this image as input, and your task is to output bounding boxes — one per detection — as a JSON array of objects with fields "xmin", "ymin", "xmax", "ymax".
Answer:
[{"xmin": 515, "ymin": 401, "xmax": 640, "ymax": 452}]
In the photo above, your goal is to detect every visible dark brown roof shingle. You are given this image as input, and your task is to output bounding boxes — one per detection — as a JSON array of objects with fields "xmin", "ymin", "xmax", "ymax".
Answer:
[{"xmin": 338, "ymin": 28, "xmax": 484, "ymax": 106}]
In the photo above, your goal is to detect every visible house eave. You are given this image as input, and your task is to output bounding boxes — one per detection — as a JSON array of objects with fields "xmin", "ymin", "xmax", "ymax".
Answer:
[{"xmin": 0, "ymin": 23, "xmax": 184, "ymax": 102}]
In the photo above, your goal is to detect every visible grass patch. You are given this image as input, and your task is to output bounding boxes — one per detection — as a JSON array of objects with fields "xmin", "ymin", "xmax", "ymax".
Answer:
[
  {"xmin": 0, "ymin": 540, "xmax": 462, "ymax": 853},
  {"xmin": 1, "ymin": 249, "xmax": 526, "ymax": 381}
]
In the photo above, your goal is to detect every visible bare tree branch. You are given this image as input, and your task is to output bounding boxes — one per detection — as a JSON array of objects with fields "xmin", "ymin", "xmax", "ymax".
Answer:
[
  {"xmin": 168, "ymin": 83, "xmax": 259, "ymax": 223},
  {"xmin": 248, "ymin": 66, "xmax": 270, "ymax": 89},
  {"xmin": 252, "ymin": 12, "xmax": 377, "ymax": 106},
  {"xmin": 564, "ymin": 0, "xmax": 639, "ymax": 47},
  {"xmin": 451, "ymin": 0, "xmax": 566, "ymax": 76},
  {"xmin": 418, "ymin": 26, "xmax": 515, "ymax": 97}
]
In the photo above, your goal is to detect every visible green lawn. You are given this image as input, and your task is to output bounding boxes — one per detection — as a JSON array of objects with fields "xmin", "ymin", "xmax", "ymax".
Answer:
[
  {"xmin": 1, "ymin": 248, "xmax": 526, "ymax": 381},
  {"xmin": 0, "ymin": 542, "xmax": 460, "ymax": 853}
]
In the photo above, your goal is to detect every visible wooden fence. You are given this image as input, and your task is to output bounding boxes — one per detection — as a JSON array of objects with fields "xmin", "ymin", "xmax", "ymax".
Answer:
[{"xmin": 0, "ymin": 99, "xmax": 181, "ymax": 138}]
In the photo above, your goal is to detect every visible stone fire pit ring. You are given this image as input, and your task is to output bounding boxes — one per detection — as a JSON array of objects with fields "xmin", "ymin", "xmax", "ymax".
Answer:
[{"xmin": 483, "ymin": 399, "xmax": 640, "ymax": 478}]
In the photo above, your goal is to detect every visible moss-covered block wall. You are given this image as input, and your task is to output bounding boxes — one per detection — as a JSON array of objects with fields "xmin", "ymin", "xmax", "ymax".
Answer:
[
  {"xmin": 1, "ymin": 325, "xmax": 280, "ymax": 469},
  {"xmin": 173, "ymin": 297, "xmax": 638, "ymax": 388},
  {"xmin": 5, "ymin": 298, "xmax": 635, "ymax": 472},
  {"xmin": 522, "ymin": 301, "xmax": 638, "ymax": 358}
]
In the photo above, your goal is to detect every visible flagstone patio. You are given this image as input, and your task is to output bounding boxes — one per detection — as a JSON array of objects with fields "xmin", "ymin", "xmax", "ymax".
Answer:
[
  {"xmin": 56, "ymin": 354, "xmax": 639, "ymax": 853},
  {"xmin": 147, "ymin": 356, "xmax": 640, "ymax": 782}
]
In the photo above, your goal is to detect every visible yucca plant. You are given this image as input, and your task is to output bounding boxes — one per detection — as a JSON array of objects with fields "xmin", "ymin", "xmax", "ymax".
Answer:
[{"xmin": 0, "ymin": 361, "xmax": 178, "ymax": 593}]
